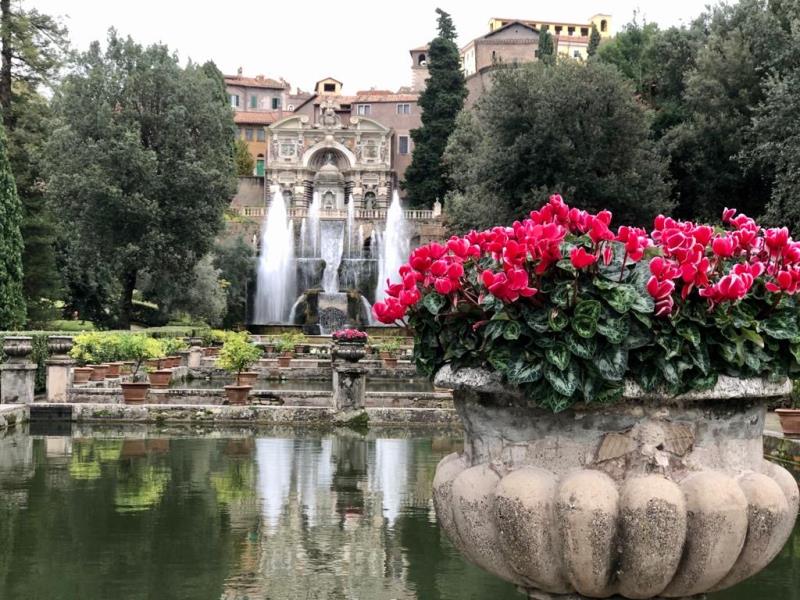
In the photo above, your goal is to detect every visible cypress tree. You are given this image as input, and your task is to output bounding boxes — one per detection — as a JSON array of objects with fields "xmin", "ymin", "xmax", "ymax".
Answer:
[
  {"xmin": 588, "ymin": 25, "xmax": 601, "ymax": 57},
  {"xmin": 402, "ymin": 8, "xmax": 467, "ymax": 208},
  {"xmin": 0, "ymin": 121, "xmax": 26, "ymax": 328},
  {"xmin": 538, "ymin": 29, "xmax": 555, "ymax": 65}
]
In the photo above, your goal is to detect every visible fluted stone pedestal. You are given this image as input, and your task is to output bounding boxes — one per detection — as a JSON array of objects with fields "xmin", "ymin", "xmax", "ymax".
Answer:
[
  {"xmin": 46, "ymin": 335, "xmax": 74, "ymax": 403},
  {"xmin": 331, "ymin": 341, "xmax": 367, "ymax": 412},
  {"xmin": 1, "ymin": 336, "xmax": 36, "ymax": 404},
  {"xmin": 432, "ymin": 366, "xmax": 798, "ymax": 600}
]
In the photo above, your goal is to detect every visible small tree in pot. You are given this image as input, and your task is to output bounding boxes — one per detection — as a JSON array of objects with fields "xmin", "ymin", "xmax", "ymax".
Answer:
[
  {"xmin": 69, "ymin": 333, "xmax": 97, "ymax": 383},
  {"xmin": 218, "ymin": 332, "xmax": 263, "ymax": 404},
  {"xmin": 375, "ymin": 336, "xmax": 402, "ymax": 368},
  {"xmin": 118, "ymin": 334, "xmax": 163, "ymax": 404},
  {"xmin": 275, "ymin": 333, "xmax": 297, "ymax": 368},
  {"xmin": 776, "ymin": 382, "xmax": 800, "ymax": 436}
]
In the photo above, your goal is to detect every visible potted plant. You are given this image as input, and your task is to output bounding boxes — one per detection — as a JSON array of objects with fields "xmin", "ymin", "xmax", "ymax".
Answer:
[
  {"xmin": 262, "ymin": 336, "xmax": 277, "ymax": 354},
  {"xmin": 70, "ymin": 333, "xmax": 106, "ymax": 382},
  {"xmin": 161, "ymin": 337, "xmax": 188, "ymax": 368},
  {"xmin": 118, "ymin": 334, "xmax": 163, "ymax": 404},
  {"xmin": 374, "ymin": 196, "xmax": 799, "ymax": 599},
  {"xmin": 275, "ymin": 333, "xmax": 296, "ymax": 368},
  {"xmin": 776, "ymin": 382, "xmax": 800, "ymax": 436},
  {"xmin": 100, "ymin": 333, "xmax": 125, "ymax": 378},
  {"xmin": 217, "ymin": 332, "xmax": 263, "ymax": 405},
  {"xmin": 292, "ymin": 332, "xmax": 309, "ymax": 355},
  {"xmin": 141, "ymin": 339, "xmax": 169, "ymax": 389},
  {"xmin": 69, "ymin": 333, "xmax": 96, "ymax": 384},
  {"xmin": 375, "ymin": 337, "xmax": 402, "ymax": 368},
  {"xmin": 331, "ymin": 328, "xmax": 368, "ymax": 363}
]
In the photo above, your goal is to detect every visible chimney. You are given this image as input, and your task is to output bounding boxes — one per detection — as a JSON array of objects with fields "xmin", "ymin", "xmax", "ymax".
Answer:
[{"xmin": 237, "ymin": 66, "xmax": 243, "ymax": 77}]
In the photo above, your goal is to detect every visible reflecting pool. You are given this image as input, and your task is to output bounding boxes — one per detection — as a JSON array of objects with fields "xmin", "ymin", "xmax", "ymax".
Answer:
[{"xmin": 0, "ymin": 426, "xmax": 797, "ymax": 599}]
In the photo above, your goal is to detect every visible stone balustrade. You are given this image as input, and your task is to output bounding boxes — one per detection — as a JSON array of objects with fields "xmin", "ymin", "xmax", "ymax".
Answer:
[{"xmin": 233, "ymin": 205, "xmax": 436, "ymax": 221}]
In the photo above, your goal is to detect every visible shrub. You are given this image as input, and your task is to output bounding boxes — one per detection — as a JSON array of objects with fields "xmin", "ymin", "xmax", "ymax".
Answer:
[
  {"xmin": 217, "ymin": 332, "xmax": 262, "ymax": 384},
  {"xmin": 374, "ymin": 195, "xmax": 800, "ymax": 412},
  {"xmin": 117, "ymin": 334, "xmax": 164, "ymax": 381}
]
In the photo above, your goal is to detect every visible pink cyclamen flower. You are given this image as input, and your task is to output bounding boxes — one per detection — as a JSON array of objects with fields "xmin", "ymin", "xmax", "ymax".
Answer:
[{"xmin": 570, "ymin": 247, "xmax": 597, "ymax": 269}]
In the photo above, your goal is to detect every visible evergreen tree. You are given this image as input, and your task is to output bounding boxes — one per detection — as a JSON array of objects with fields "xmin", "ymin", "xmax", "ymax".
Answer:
[
  {"xmin": 587, "ymin": 25, "xmax": 601, "ymax": 57},
  {"xmin": 46, "ymin": 33, "xmax": 237, "ymax": 328},
  {"xmin": 538, "ymin": 29, "xmax": 555, "ymax": 65},
  {"xmin": 443, "ymin": 61, "xmax": 673, "ymax": 233},
  {"xmin": 234, "ymin": 138, "xmax": 254, "ymax": 176},
  {"xmin": 402, "ymin": 8, "xmax": 467, "ymax": 208},
  {"xmin": 0, "ymin": 122, "xmax": 25, "ymax": 329}
]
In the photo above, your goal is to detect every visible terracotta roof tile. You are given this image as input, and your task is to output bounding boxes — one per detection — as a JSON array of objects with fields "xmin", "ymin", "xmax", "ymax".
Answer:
[
  {"xmin": 225, "ymin": 75, "xmax": 288, "ymax": 89},
  {"xmin": 354, "ymin": 92, "xmax": 419, "ymax": 102},
  {"xmin": 233, "ymin": 111, "xmax": 284, "ymax": 125}
]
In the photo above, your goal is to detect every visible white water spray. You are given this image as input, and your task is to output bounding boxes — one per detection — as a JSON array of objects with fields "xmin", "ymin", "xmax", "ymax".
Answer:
[
  {"xmin": 255, "ymin": 189, "xmax": 296, "ymax": 323},
  {"xmin": 375, "ymin": 191, "xmax": 409, "ymax": 303}
]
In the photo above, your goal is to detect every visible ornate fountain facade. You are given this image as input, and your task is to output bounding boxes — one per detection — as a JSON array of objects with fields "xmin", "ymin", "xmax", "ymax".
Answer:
[{"xmin": 246, "ymin": 98, "xmax": 444, "ymax": 332}]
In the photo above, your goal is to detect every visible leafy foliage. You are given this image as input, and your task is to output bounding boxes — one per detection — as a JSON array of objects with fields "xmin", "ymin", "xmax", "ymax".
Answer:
[
  {"xmin": 0, "ymin": 122, "xmax": 25, "ymax": 329},
  {"xmin": 443, "ymin": 61, "xmax": 673, "ymax": 234},
  {"xmin": 217, "ymin": 332, "xmax": 262, "ymax": 380},
  {"xmin": 402, "ymin": 8, "xmax": 467, "ymax": 208},
  {"xmin": 234, "ymin": 139, "xmax": 254, "ymax": 176},
  {"xmin": 45, "ymin": 32, "xmax": 237, "ymax": 328},
  {"xmin": 376, "ymin": 195, "xmax": 800, "ymax": 412}
]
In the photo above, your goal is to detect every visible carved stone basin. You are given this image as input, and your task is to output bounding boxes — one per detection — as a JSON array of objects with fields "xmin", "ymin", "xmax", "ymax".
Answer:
[{"xmin": 432, "ymin": 366, "xmax": 799, "ymax": 600}]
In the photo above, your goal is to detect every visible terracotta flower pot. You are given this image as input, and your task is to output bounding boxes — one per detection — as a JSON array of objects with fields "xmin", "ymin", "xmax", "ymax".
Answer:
[
  {"xmin": 72, "ymin": 367, "xmax": 94, "ymax": 384},
  {"xmin": 775, "ymin": 408, "xmax": 800, "ymax": 436},
  {"xmin": 120, "ymin": 361, "xmax": 135, "ymax": 375},
  {"xmin": 432, "ymin": 367, "xmax": 799, "ymax": 600},
  {"xmin": 105, "ymin": 362, "xmax": 123, "ymax": 378},
  {"xmin": 277, "ymin": 353, "xmax": 292, "ymax": 368},
  {"xmin": 148, "ymin": 369, "xmax": 172, "ymax": 389},
  {"xmin": 120, "ymin": 382, "xmax": 150, "ymax": 404},
  {"xmin": 145, "ymin": 358, "xmax": 162, "ymax": 370},
  {"xmin": 379, "ymin": 351, "xmax": 391, "ymax": 360},
  {"xmin": 382, "ymin": 356, "xmax": 398, "ymax": 369},
  {"xmin": 169, "ymin": 356, "xmax": 181, "ymax": 368},
  {"xmin": 264, "ymin": 344, "xmax": 276, "ymax": 354},
  {"xmin": 236, "ymin": 372, "xmax": 258, "ymax": 387},
  {"xmin": 89, "ymin": 364, "xmax": 108, "ymax": 381},
  {"xmin": 224, "ymin": 384, "xmax": 252, "ymax": 406}
]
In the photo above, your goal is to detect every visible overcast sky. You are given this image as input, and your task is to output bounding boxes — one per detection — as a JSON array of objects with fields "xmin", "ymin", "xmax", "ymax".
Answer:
[{"xmin": 32, "ymin": 0, "xmax": 714, "ymax": 93}]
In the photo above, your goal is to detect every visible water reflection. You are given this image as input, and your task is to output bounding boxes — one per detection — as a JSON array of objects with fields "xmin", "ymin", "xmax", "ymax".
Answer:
[{"xmin": 0, "ymin": 426, "xmax": 796, "ymax": 600}]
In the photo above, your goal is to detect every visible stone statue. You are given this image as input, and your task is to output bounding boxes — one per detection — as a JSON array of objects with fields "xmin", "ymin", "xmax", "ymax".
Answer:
[{"xmin": 320, "ymin": 99, "xmax": 340, "ymax": 128}]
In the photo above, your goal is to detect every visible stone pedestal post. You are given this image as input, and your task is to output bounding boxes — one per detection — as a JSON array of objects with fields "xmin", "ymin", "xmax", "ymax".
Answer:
[
  {"xmin": 46, "ymin": 335, "xmax": 75, "ymax": 403},
  {"xmin": 1, "ymin": 336, "xmax": 36, "ymax": 404},
  {"xmin": 178, "ymin": 350, "xmax": 191, "ymax": 368},
  {"xmin": 331, "ymin": 341, "xmax": 367, "ymax": 413},
  {"xmin": 188, "ymin": 347, "xmax": 203, "ymax": 369}
]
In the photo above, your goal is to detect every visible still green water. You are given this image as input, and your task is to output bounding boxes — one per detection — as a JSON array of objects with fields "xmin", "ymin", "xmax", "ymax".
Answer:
[{"xmin": 0, "ymin": 426, "xmax": 796, "ymax": 600}]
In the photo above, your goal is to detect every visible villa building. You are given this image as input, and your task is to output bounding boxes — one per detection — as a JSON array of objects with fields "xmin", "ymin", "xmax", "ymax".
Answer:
[{"xmin": 460, "ymin": 14, "xmax": 613, "ymax": 105}]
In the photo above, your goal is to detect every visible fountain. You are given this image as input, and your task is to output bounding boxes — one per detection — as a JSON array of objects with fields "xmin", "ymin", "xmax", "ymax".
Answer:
[
  {"xmin": 375, "ymin": 191, "xmax": 409, "ymax": 304},
  {"xmin": 255, "ymin": 189, "xmax": 296, "ymax": 323},
  {"xmin": 252, "ymin": 186, "xmax": 411, "ymax": 330}
]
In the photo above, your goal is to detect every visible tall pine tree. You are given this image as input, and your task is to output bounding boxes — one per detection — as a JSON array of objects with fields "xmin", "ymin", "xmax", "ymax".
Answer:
[
  {"xmin": 0, "ymin": 121, "xmax": 25, "ymax": 329},
  {"xmin": 402, "ymin": 8, "xmax": 466, "ymax": 208}
]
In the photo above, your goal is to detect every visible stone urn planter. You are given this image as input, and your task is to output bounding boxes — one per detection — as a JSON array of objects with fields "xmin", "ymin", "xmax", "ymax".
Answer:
[
  {"xmin": 775, "ymin": 408, "xmax": 800, "ymax": 436},
  {"xmin": 277, "ymin": 352, "xmax": 292, "ymax": 368},
  {"xmin": 72, "ymin": 367, "xmax": 94, "ymax": 384},
  {"xmin": 89, "ymin": 364, "xmax": 108, "ymax": 381},
  {"xmin": 235, "ymin": 372, "xmax": 258, "ymax": 387},
  {"xmin": 120, "ymin": 382, "xmax": 150, "ymax": 404},
  {"xmin": 148, "ymin": 369, "xmax": 172, "ymax": 389},
  {"xmin": 331, "ymin": 341, "xmax": 367, "ymax": 363},
  {"xmin": 224, "ymin": 384, "xmax": 251, "ymax": 405},
  {"xmin": 432, "ymin": 366, "xmax": 799, "ymax": 600}
]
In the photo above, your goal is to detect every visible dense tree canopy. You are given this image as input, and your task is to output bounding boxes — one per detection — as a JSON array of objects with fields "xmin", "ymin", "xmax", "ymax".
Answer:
[
  {"xmin": 443, "ymin": 61, "xmax": 673, "ymax": 234},
  {"xmin": 402, "ymin": 8, "xmax": 467, "ymax": 208},
  {"xmin": 45, "ymin": 32, "xmax": 237, "ymax": 327},
  {"xmin": 0, "ymin": 123, "xmax": 25, "ymax": 329}
]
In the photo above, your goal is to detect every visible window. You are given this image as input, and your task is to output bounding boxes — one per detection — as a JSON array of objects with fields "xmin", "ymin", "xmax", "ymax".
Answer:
[
  {"xmin": 396, "ymin": 103, "xmax": 410, "ymax": 115},
  {"xmin": 357, "ymin": 104, "xmax": 371, "ymax": 116},
  {"xmin": 245, "ymin": 128, "xmax": 254, "ymax": 141},
  {"xmin": 417, "ymin": 53, "xmax": 426, "ymax": 65},
  {"xmin": 601, "ymin": 19, "xmax": 607, "ymax": 32},
  {"xmin": 283, "ymin": 190, "xmax": 293, "ymax": 207},
  {"xmin": 581, "ymin": 27, "xmax": 589, "ymax": 36},
  {"xmin": 272, "ymin": 97, "xmax": 281, "ymax": 109},
  {"xmin": 398, "ymin": 135, "xmax": 409, "ymax": 155},
  {"xmin": 568, "ymin": 26, "xmax": 575, "ymax": 36},
  {"xmin": 555, "ymin": 26, "xmax": 562, "ymax": 34},
  {"xmin": 256, "ymin": 128, "xmax": 265, "ymax": 142},
  {"xmin": 249, "ymin": 95, "xmax": 258, "ymax": 109},
  {"xmin": 324, "ymin": 83, "xmax": 336, "ymax": 92},
  {"xmin": 574, "ymin": 50, "xmax": 582, "ymax": 59},
  {"xmin": 229, "ymin": 94, "xmax": 240, "ymax": 108}
]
